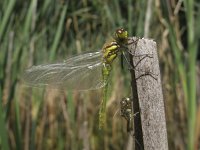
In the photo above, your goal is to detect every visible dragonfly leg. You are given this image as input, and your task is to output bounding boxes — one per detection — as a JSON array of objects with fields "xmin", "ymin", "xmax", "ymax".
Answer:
[
  {"xmin": 120, "ymin": 44, "xmax": 154, "ymax": 71},
  {"xmin": 135, "ymin": 71, "xmax": 158, "ymax": 81},
  {"xmin": 121, "ymin": 51, "xmax": 157, "ymax": 80},
  {"xmin": 127, "ymin": 37, "xmax": 154, "ymax": 62},
  {"xmin": 127, "ymin": 50, "xmax": 158, "ymax": 80},
  {"xmin": 133, "ymin": 54, "xmax": 153, "ymax": 68},
  {"xmin": 127, "ymin": 37, "xmax": 140, "ymax": 56},
  {"xmin": 127, "ymin": 37, "xmax": 140, "ymax": 46},
  {"xmin": 133, "ymin": 112, "xmax": 139, "ymax": 117}
]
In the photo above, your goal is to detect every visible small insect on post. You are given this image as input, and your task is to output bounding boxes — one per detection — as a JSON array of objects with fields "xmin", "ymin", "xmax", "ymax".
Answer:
[
  {"xmin": 120, "ymin": 97, "xmax": 134, "ymax": 132},
  {"xmin": 128, "ymin": 37, "xmax": 168, "ymax": 150}
]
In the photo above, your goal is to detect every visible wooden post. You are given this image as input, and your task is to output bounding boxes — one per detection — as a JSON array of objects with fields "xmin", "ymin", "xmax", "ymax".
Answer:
[{"xmin": 129, "ymin": 37, "xmax": 168, "ymax": 150}]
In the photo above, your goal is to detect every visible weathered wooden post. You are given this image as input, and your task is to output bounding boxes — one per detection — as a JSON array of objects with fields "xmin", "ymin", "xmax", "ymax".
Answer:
[{"xmin": 129, "ymin": 37, "xmax": 168, "ymax": 150}]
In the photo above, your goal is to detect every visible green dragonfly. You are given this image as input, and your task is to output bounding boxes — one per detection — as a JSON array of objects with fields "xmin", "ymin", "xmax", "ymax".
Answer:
[{"xmin": 23, "ymin": 28, "xmax": 136, "ymax": 129}]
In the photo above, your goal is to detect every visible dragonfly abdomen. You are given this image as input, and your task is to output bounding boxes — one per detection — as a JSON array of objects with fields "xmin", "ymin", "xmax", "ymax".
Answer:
[{"xmin": 98, "ymin": 40, "xmax": 122, "ymax": 128}]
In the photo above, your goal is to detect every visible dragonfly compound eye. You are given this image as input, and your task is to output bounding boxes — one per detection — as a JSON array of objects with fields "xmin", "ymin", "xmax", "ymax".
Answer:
[{"xmin": 115, "ymin": 28, "xmax": 128, "ymax": 40}]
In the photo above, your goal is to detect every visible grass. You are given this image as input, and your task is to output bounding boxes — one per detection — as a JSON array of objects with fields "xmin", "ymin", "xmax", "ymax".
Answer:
[
  {"xmin": 0, "ymin": 87, "xmax": 9, "ymax": 150},
  {"xmin": 0, "ymin": 0, "xmax": 199, "ymax": 149},
  {"xmin": 160, "ymin": 0, "xmax": 199, "ymax": 149}
]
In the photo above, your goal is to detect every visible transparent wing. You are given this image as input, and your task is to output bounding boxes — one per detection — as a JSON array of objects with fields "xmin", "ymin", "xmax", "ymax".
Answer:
[
  {"xmin": 23, "ymin": 51, "xmax": 106, "ymax": 90},
  {"xmin": 64, "ymin": 51, "xmax": 102, "ymax": 66}
]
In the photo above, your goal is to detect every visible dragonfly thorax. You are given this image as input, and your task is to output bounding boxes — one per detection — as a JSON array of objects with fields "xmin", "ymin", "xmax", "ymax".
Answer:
[
  {"xmin": 102, "ymin": 41, "xmax": 121, "ymax": 64},
  {"xmin": 102, "ymin": 28, "xmax": 129, "ymax": 65},
  {"xmin": 120, "ymin": 97, "xmax": 132, "ymax": 121}
]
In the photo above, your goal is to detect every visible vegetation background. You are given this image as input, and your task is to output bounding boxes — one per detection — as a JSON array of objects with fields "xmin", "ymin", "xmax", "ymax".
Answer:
[{"xmin": 0, "ymin": 0, "xmax": 199, "ymax": 149}]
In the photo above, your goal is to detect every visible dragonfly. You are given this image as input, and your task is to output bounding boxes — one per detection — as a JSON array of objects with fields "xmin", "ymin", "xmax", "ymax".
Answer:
[
  {"xmin": 120, "ymin": 97, "xmax": 143, "ymax": 148},
  {"xmin": 120, "ymin": 97, "xmax": 133, "ymax": 132},
  {"xmin": 23, "ymin": 28, "xmax": 137, "ymax": 129}
]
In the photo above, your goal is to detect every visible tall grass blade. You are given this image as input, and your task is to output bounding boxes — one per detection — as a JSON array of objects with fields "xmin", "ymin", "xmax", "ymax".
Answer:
[
  {"xmin": 50, "ymin": 5, "xmax": 68, "ymax": 61},
  {"xmin": 14, "ymin": 97, "xmax": 22, "ymax": 150},
  {"xmin": 183, "ymin": 0, "xmax": 197, "ymax": 149},
  {"xmin": 0, "ymin": 0, "xmax": 16, "ymax": 41},
  {"xmin": 0, "ymin": 87, "xmax": 9, "ymax": 150}
]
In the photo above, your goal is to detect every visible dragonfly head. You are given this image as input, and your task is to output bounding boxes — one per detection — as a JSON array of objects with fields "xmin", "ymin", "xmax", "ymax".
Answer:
[{"xmin": 114, "ymin": 28, "xmax": 128, "ymax": 42}]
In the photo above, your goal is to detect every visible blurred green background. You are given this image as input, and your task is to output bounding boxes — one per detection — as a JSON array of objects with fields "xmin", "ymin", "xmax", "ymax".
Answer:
[{"xmin": 0, "ymin": 0, "xmax": 200, "ymax": 149}]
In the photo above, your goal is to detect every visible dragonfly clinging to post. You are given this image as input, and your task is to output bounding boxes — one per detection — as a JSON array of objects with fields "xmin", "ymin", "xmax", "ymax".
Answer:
[
  {"xmin": 120, "ymin": 97, "xmax": 134, "ymax": 132},
  {"xmin": 23, "ymin": 28, "xmax": 139, "ymax": 129},
  {"xmin": 120, "ymin": 97, "xmax": 142, "ymax": 149}
]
